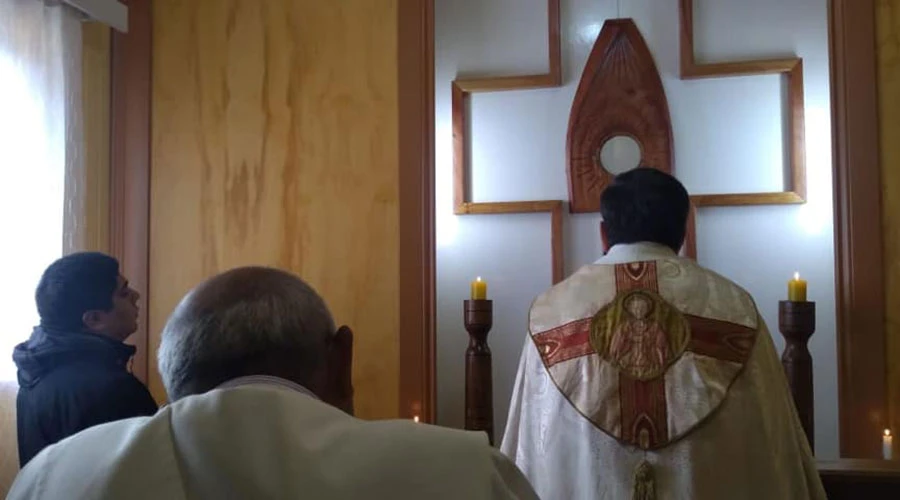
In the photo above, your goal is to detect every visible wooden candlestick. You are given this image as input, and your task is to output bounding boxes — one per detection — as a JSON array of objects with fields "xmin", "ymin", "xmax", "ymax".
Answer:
[
  {"xmin": 464, "ymin": 299, "xmax": 494, "ymax": 444},
  {"xmin": 779, "ymin": 300, "xmax": 816, "ymax": 452}
]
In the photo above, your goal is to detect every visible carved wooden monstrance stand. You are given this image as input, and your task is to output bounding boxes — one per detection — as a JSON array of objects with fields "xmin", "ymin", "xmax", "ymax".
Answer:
[{"xmin": 567, "ymin": 19, "xmax": 674, "ymax": 213}]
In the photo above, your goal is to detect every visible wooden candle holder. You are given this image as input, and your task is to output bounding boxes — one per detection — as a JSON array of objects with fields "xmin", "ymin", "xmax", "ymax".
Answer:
[
  {"xmin": 464, "ymin": 299, "xmax": 494, "ymax": 444},
  {"xmin": 779, "ymin": 300, "xmax": 816, "ymax": 452}
]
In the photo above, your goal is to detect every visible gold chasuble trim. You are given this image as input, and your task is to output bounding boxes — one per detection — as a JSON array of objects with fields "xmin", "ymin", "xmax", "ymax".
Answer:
[{"xmin": 529, "ymin": 260, "xmax": 759, "ymax": 451}]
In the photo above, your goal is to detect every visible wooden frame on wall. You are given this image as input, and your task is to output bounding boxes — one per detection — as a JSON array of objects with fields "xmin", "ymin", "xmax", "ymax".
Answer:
[
  {"xmin": 829, "ymin": 0, "xmax": 886, "ymax": 459},
  {"xmin": 108, "ymin": 0, "xmax": 438, "ymax": 420},
  {"xmin": 679, "ymin": 0, "xmax": 807, "ymax": 207},
  {"xmin": 452, "ymin": 0, "xmax": 565, "ymax": 285}
]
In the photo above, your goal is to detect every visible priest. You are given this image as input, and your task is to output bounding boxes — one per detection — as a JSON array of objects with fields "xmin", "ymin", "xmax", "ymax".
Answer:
[{"xmin": 500, "ymin": 168, "xmax": 825, "ymax": 499}]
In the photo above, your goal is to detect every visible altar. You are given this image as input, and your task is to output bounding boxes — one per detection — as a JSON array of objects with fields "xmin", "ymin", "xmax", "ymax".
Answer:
[{"xmin": 433, "ymin": 0, "xmax": 897, "ymax": 496}]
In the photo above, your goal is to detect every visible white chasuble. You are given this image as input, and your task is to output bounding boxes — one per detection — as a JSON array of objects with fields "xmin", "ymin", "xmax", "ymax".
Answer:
[{"xmin": 500, "ymin": 242, "xmax": 825, "ymax": 500}]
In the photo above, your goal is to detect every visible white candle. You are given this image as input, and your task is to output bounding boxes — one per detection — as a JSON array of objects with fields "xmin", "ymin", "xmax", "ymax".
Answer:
[
  {"xmin": 413, "ymin": 415, "xmax": 420, "ymax": 423},
  {"xmin": 884, "ymin": 429, "xmax": 893, "ymax": 460}
]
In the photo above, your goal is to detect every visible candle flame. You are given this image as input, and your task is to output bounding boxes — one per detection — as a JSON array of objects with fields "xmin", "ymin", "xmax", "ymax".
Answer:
[
  {"xmin": 794, "ymin": 272, "xmax": 800, "ymax": 280},
  {"xmin": 413, "ymin": 416, "xmax": 420, "ymax": 423},
  {"xmin": 886, "ymin": 429, "xmax": 892, "ymax": 437},
  {"xmin": 476, "ymin": 276, "xmax": 482, "ymax": 282}
]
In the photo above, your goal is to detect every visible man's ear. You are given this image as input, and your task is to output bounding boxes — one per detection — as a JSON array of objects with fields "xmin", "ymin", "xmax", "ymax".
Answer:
[
  {"xmin": 328, "ymin": 325, "xmax": 354, "ymax": 415},
  {"xmin": 82, "ymin": 310, "xmax": 104, "ymax": 332},
  {"xmin": 332, "ymin": 325, "xmax": 353, "ymax": 370},
  {"xmin": 600, "ymin": 222, "xmax": 610, "ymax": 254}
]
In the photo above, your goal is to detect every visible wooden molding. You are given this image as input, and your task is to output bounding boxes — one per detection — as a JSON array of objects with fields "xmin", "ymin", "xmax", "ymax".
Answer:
[
  {"xmin": 458, "ymin": 201, "xmax": 565, "ymax": 283},
  {"xmin": 398, "ymin": 0, "xmax": 437, "ymax": 423},
  {"xmin": 829, "ymin": 0, "xmax": 886, "ymax": 458},
  {"xmin": 109, "ymin": 0, "xmax": 152, "ymax": 385},
  {"xmin": 679, "ymin": 0, "xmax": 807, "ymax": 207},
  {"xmin": 452, "ymin": 0, "xmax": 565, "ymax": 285}
]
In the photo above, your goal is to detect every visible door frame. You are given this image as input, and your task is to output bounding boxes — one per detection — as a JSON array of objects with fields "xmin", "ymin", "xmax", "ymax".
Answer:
[{"xmin": 829, "ymin": 0, "xmax": 886, "ymax": 458}]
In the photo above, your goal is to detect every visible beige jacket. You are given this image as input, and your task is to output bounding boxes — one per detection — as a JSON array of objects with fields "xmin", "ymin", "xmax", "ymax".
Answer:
[{"xmin": 9, "ymin": 381, "xmax": 538, "ymax": 500}]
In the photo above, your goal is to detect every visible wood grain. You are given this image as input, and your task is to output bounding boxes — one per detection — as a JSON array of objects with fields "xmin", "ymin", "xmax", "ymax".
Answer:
[
  {"xmin": 831, "ymin": 0, "xmax": 886, "ymax": 458},
  {"xmin": 150, "ymin": 0, "xmax": 401, "ymax": 418},
  {"xmin": 110, "ymin": 0, "xmax": 151, "ymax": 385},
  {"xmin": 452, "ymin": 0, "xmax": 565, "ymax": 284},
  {"xmin": 876, "ymin": 0, "xmax": 900, "ymax": 460},
  {"xmin": 681, "ymin": 59, "xmax": 798, "ymax": 79},
  {"xmin": 455, "ymin": 74, "xmax": 559, "ymax": 93},
  {"xmin": 690, "ymin": 191, "xmax": 804, "ymax": 207},
  {"xmin": 567, "ymin": 19, "xmax": 674, "ymax": 214},
  {"xmin": 679, "ymin": 0, "xmax": 806, "ymax": 207},
  {"xmin": 456, "ymin": 200, "xmax": 562, "ymax": 215}
]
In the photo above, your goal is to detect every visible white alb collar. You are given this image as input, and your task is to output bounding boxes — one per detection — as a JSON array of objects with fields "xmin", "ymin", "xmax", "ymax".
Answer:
[{"xmin": 593, "ymin": 242, "xmax": 677, "ymax": 264}]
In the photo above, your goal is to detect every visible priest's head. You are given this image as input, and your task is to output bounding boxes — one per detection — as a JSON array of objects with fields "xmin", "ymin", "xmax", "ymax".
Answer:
[
  {"xmin": 157, "ymin": 266, "xmax": 354, "ymax": 414},
  {"xmin": 599, "ymin": 167, "xmax": 690, "ymax": 253}
]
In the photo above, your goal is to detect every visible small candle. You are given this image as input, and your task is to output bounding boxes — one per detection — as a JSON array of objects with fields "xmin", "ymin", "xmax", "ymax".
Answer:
[
  {"xmin": 788, "ymin": 272, "xmax": 807, "ymax": 302},
  {"xmin": 884, "ymin": 429, "xmax": 893, "ymax": 460},
  {"xmin": 411, "ymin": 401, "xmax": 422, "ymax": 423},
  {"xmin": 471, "ymin": 276, "xmax": 487, "ymax": 300}
]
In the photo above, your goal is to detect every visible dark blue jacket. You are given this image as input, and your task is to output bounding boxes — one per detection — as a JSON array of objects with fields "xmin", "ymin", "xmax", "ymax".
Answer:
[{"xmin": 13, "ymin": 327, "xmax": 158, "ymax": 466}]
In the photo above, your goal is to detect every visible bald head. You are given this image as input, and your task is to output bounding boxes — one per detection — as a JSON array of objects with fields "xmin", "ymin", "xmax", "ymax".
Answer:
[{"xmin": 158, "ymin": 267, "xmax": 336, "ymax": 401}]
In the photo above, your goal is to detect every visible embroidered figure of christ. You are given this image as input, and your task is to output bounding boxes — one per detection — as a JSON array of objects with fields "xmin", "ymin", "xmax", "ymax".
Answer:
[{"xmin": 591, "ymin": 290, "xmax": 691, "ymax": 381}]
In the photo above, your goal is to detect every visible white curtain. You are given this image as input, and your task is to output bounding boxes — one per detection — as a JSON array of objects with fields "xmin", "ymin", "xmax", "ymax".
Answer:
[
  {"xmin": 0, "ymin": 0, "xmax": 83, "ymax": 382},
  {"xmin": 0, "ymin": 2, "xmax": 84, "ymax": 491}
]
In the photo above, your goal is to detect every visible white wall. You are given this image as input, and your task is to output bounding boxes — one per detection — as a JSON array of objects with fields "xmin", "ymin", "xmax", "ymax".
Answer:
[{"xmin": 435, "ymin": 0, "xmax": 837, "ymax": 458}]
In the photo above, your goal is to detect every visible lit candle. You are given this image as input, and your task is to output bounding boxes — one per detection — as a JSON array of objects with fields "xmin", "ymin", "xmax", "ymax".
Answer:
[
  {"xmin": 471, "ymin": 276, "xmax": 487, "ymax": 300},
  {"xmin": 884, "ymin": 429, "xmax": 893, "ymax": 460},
  {"xmin": 411, "ymin": 401, "xmax": 422, "ymax": 423},
  {"xmin": 788, "ymin": 272, "xmax": 807, "ymax": 302}
]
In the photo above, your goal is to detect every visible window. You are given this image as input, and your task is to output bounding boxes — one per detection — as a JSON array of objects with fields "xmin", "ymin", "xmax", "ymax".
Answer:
[{"xmin": 0, "ymin": 1, "xmax": 82, "ymax": 382}]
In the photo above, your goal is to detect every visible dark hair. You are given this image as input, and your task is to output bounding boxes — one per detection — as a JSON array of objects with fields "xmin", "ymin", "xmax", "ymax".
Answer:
[
  {"xmin": 599, "ymin": 167, "xmax": 690, "ymax": 252},
  {"xmin": 35, "ymin": 252, "xmax": 120, "ymax": 332}
]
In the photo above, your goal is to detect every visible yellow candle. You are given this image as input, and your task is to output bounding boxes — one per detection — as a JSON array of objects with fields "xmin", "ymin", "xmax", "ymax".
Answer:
[
  {"xmin": 471, "ymin": 276, "xmax": 487, "ymax": 300},
  {"xmin": 788, "ymin": 272, "xmax": 807, "ymax": 302}
]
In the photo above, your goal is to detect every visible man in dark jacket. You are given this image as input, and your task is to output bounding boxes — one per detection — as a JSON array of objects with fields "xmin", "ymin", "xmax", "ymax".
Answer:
[{"xmin": 13, "ymin": 252, "xmax": 158, "ymax": 466}]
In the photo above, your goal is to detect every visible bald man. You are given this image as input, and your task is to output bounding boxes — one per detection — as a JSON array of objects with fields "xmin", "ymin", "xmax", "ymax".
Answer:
[{"xmin": 8, "ymin": 267, "xmax": 538, "ymax": 500}]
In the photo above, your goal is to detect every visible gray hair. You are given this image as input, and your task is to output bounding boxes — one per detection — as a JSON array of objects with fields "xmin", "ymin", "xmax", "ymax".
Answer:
[{"xmin": 157, "ymin": 267, "xmax": 336, "ymax": 401}]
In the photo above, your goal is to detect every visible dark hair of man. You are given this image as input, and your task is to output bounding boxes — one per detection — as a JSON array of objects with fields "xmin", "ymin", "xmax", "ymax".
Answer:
[
  {"xmin": 599, "ymin": 167, "xmax": 690, "ymax": 253},
  {"xmin": 35, "ymin": 252, "xmax": 120, "ymax": 332}
]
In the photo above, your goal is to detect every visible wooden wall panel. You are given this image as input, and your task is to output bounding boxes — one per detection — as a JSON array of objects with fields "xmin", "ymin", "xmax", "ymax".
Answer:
[
  {"xmin": 151, "ymin": 0, "xmax": 401, "ymax": 418},
  {"xmin": 877, "ymin": 0, "xmax": 900, "ymax": 458}
]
